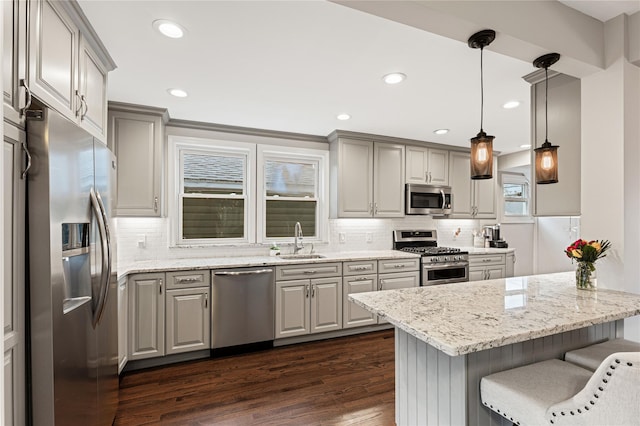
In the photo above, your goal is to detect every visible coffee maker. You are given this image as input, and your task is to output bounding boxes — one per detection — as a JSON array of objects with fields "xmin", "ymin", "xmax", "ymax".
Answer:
[{"xmin": 483, "ymin": 224, "xmax": 508, "ymax": 248}]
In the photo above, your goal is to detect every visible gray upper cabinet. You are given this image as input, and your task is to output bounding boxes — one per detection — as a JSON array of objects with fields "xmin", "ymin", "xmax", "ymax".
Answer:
[
  {"xmin": 27, "ymin": 0, "xmax": 115, "ymax": 141},
  {"xmin": 448, "ymin": 151, "xmax": 496, "ymax": 219},
  {"xmin": 527, "ymin": 72, "xmax": 581, "ymax": 216},
  {"xmin": 329, "ymin": 135, "xmax": 405, "ymax": 218},
  {"xmin": 108, "ymin": 104, "xmax": 168, "ymax": 217},
  {"xmin": 28, "ymin": 0, "xmax": 78, "ymax": 120},
  {"xmin": 78, "ymin": 35, "xmax": 108, "ymax": 139},
  {"xmin": 3, "ymin": 0, "xmax": 27, "ymax": 127},
  {"xmin": 405, "ymin": 146, "xmax": 449, "ymax": 185}
]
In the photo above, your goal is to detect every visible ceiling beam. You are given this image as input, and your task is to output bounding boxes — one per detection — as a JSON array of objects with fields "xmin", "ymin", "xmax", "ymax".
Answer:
[{"xmin": 331, "ymin": 0, "xmax": 606, "ymax": 78}]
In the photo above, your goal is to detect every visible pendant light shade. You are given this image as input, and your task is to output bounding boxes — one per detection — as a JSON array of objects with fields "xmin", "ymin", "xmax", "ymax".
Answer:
[
  {"xmin": 468, "ymin": 29, "xmax": 496, "ymax": 180},
  {"xmin": 533, "ymin": 53, "xmax": 560, "ymax": 184}
]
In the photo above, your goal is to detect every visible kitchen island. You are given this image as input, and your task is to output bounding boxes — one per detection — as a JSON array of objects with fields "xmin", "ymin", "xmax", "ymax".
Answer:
[{"xmin": 349, "ymin": 272, "xmax": 640, "ymax": 426}]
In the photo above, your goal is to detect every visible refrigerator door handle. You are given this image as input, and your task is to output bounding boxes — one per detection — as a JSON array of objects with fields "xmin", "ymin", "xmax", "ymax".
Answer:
[{"xmin": 90, "ymin": 188, "xmax": 111, "ymax": 328}]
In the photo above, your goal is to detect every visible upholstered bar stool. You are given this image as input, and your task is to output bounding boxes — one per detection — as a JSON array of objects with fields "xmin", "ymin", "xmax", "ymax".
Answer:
[
  {"xmin": 480, "ymin": 352, "xmax": 640, "ymax": 425},
  {"xmin": 564, "ymin": 338, "xmax": 640, "ymax": 371}
]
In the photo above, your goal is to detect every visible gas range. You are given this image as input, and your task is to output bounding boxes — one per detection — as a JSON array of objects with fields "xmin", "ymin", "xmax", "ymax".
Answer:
[{"xmin": 393, "ymin": 230, "xmax": 469, "ymax": 286}]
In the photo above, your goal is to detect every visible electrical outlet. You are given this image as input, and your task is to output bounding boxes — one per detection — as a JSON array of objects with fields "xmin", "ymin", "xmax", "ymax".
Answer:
[
  {"xmin": 366, "ymin": 232, "xmax": 373, "ymax": 243},
  {"xmin": 137, "ymin": 234, "xmax": 146, "ymax": 248},
  {"xmin": 339, "ymin": 232, "xmax": 346, "ymax": 244}
]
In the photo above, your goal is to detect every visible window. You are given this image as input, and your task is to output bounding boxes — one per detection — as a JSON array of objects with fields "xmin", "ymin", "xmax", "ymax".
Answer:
[
  {"xmin": 500, "ymin": 173, "xmax": 531, "ymax": 222},
  {"xmin": 258, "ymin": 146, "xmax": 328, "ymax": 244},
  {"xmin": 169, "ymin": 136, "xmax": 327, "ymax": 246},
  {"xmin": 169, "ymin": 137, "xmax": 255, "ymax": 245}
]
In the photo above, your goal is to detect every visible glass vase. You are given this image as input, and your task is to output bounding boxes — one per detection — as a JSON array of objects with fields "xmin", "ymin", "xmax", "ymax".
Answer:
[{"xmin": 576, "ymin": 262, "xmax": 597, "ymax": 291}]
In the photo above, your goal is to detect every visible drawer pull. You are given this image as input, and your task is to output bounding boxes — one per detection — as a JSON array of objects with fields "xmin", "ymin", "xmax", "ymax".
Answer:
[
  {"xmin": 303, "ymin": 270, "xmax": 317, "ymax": 274},
  {"xmin": 352, "ymin": 265, "xmax": 371, "ymax": 271},
  {"xmin": 393, "ymin": 264, "xmax": 406, "ymax": 268},
  {"xmin": 482, "ymin": 259, "xmax": 492, "ymax": 262},
  {"xmin": 354, "ymin": 277, "xmax": 368, "ymax": 281},
  {"xmin": 176, "ymin": 277, "xmax": 199, "ymax": 283}
]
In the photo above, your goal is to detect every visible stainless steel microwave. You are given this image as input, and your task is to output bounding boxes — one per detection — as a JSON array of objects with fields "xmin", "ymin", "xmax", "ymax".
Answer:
[{"xmin": 405, "ymin": 184, "xmax": 452, "ymax": 215}]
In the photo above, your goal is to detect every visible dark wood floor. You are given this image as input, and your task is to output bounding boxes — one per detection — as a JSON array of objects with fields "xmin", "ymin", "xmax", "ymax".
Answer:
[{"xmin": 116, "ymin": 330, "xmax": 396, "ymax": 425}]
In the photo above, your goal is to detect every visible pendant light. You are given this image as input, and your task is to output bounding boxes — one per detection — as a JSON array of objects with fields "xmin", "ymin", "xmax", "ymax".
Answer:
[
  {"xmin": 468, "ymin": 29, "xmax": 496, "ymax": 180},
  {"xmin": 533, "ymin": 53, "xmax": 560, "ymax": 184}
]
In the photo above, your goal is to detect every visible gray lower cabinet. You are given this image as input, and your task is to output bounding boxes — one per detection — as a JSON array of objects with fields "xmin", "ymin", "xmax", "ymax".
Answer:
[
  {"xmin": 343, "ymin": 275, "xmax": 377, "ymax": 328},
  {"xmin": 469, "ymin": 253, "xmax": 512, "ymax": 282},
  {"xmin": 378, "ymin": 259, "xmax": 420, "ymax": 324},
  {"xmin": 127, "ymin": 270, "xmax": 212, "ymax": 363},
  {"xmin": 275, "ymin": 263, "xmax": 343, "ymax": 338},
  {"xmin": 117, "ymin": 278, "xmax": 127, "ymax": 373},
  {"xmin": 342, "ymin": 260, "xmax": 378, "ymax": 329},
  {"xmin": 128, "ymin": 273, "xmax": 165, "ymax": 360},
  {"xmin": 165, "ymin": 287, "xmax": 210, "ymax": 355},
  {"xmin": 3, "ymin": 122, "xmax": 26, "ymax": 425},
  {"xmin": 108, "ymin": 103, "xmax": 167, "ymax": 216}
]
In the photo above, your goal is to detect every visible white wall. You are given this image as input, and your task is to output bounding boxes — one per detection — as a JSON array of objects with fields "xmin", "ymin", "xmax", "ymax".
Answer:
[{"xmin": 581, "ymin": 15, "xmax": 640, "ymax": 340}]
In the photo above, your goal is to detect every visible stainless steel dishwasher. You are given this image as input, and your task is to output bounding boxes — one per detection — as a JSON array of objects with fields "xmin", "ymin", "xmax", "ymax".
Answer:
[{"xmin": 211, "ymin": 267, "xmax": 275, "ymax": 349}]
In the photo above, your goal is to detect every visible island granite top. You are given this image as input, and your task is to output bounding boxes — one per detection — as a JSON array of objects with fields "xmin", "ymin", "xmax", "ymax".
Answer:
[{"xmin": 349, "ymin": 272, "xmax": 640, "ymax": 356}]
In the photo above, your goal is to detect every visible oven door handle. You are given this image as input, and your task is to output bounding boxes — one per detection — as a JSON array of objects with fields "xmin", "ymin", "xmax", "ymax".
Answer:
[{"xmin": 423, "ymin": 262, "xmax": 469, "ymax": 271}]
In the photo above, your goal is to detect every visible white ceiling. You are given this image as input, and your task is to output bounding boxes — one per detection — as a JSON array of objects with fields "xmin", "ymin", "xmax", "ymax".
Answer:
[
  {"xmin": 77, "ymin": 1, "xmax": 636, "ymax": 154},
  {"xmin": 559, "ymin": 1, "xmax": 640, "ymax": 22}
]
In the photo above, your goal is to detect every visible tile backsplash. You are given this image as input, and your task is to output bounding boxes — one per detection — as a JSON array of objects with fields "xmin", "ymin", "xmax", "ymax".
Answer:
[{"xmin": 115, "ymin": 216, "xmax": 492, "ymax": 268}]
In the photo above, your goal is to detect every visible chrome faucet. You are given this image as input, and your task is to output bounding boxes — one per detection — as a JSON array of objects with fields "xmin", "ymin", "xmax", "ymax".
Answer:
[{"xmin": 293, "ymin": 222, "xmax": 304, "ymax": 254}]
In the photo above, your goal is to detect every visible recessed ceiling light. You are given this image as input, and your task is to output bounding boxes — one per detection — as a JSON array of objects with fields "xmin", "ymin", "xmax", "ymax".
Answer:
[
  {"xmin": 503, "ymin": 100, "xmax": 521, "ymax": 109},
  {"xmin": 382, "ymin": 73, "xmax": 407, "ymax": 85},
  {"xmin": 153, "ymin": 19, "xmax": 185, "ymax": 39},
  {"xmin": 520, "ymin": 144, "xmax": 531, "ymax": 149},
  {"xmin": 433, "ymin": 129, "xmax": 449, "ymax": 135},
  {"xmin": 167, "ymin": 88, "xmax": 188, "ymax": 98},
  {"xmin": 337, "ymin": 113, "xmax": 351, "ymax": 121}
]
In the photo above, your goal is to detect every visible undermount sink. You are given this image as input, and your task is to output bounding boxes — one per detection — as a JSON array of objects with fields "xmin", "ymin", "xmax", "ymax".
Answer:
[{"xmin": 278, "ymin": 254, "xmax": 325, "ymax": 260}]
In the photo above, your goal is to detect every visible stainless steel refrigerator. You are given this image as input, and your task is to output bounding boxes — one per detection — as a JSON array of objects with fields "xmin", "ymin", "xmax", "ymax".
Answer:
[{"xmin": 26, "ymin": 101, "xmax": 118, "ymax": 425}]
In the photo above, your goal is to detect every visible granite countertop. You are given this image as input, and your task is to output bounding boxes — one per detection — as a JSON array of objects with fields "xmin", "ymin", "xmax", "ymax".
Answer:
[
  {"xmin": 349, "ymin": 272, "xmax": 640, "ymax": 356},
  {"xmin": 463, "ymin": 247, "xmax": 515, "ymax": 254},
  {"xmin": 118, "ymin": 250, "xmax": 419, "ymax": 280}
]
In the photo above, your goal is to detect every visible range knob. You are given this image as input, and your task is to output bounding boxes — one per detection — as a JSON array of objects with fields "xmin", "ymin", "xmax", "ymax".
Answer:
[
  {"xmin": 443, "ymin": 256, "xmax": 450, "ymax": 262},
  {"xmin": 431, "ymin": 257, "xmax": 438, "ymax": 263}
]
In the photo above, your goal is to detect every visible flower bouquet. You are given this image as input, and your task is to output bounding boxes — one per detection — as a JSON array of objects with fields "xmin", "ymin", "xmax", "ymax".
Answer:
[{"xmin": 565, "ymin": 239, "xmax": 611, "ymax": 290}]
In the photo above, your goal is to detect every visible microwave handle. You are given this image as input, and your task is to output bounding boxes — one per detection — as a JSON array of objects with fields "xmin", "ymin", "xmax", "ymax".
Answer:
[{"xmin": 440, "ymin": 189, "xmax": 446, "ymax": 210}]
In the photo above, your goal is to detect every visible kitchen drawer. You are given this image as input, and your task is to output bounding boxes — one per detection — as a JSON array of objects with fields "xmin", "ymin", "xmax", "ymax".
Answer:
[
  {"xmin": 166, "ymin": 270, "xmax": 211, "ymax": 289},
  {"xmin": 276, "ymin": 262, "xmax": 342, "ymax": 281},
  {"xmin": 377, "ymin": 258, "xmax": 420, "ymax": 274},
  {"xmin": 469, "ymin": 254, "xmax": 505, "ymax": 267},
  {"xmin": 343, "ymin": 260, "xmax": 378, "ymax": 276}
]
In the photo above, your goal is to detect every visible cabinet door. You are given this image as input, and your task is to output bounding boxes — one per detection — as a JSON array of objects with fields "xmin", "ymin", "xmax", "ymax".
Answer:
[
  {"xmin": 468, "ymin": 268, "xmax": 486, "ymax": 282},
  {"xmin": 117, "ymin": 279, "xmax": 127, "ymax": 373},
  {"xmin": 3, "ymin": 123, "xmax": 26, "ymax": 426},
  {"xmin": 78, "ymin": 36, "xmax": 108, "ymax": 140},
  {"xmin": 343, "ymin": 275, "xmax": 377, "ymax": 329},
  {"xmin": 406, "ymin": 146, "xmax": 428, "ymax": 184},
  {"xmin": 506, "ymin": 253, "xmax": 515, "ymax": 277},
  {"xmin": 310, "ymin": 277, "xmax": 342, "ymax": 334},
  {"xmin": 109, "ymin": 109, "xmax": 163, "ymax": 216},
  {"xmin": 3, "ymin": 0, "xmax": 27, "ymax": 126},
  {"xmin": 473, "ymin": 167, "xmax": 496, "ymax": 218},
  {"xmin": 378, "ymin": 271, "xmax": 420, "ymax": 291},
  {"xmin": 427, "ymin": 148, "xmax": 449, "ymax": 185},
  {"xmin": 28, "ymin": 0, "xmax": 78, "ymax": 120},
  {"xmin": 485, "ymin": 266, "xmax": 506, "ymax": 280},
  {"xmin": 128, "ymin": 273, "xmax": 165, "ymax": 360},
  {"xmin": 373, "ymin": 143, "xmax": 405, "ymax": 217},
  {"xmin": 275, "ymin": 280, "xmax": 310, "ymax": 338},
  {"xmin": 448, "ymin": 151, "xmax": 473, "ymax": 218},
  {"xmin": 166, "ymin": 287, "xmax": 210, "ymax": 355},
  {"xmin": 338, "ymin": 138, "xmax": 373, "ymax": 217}
]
